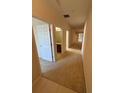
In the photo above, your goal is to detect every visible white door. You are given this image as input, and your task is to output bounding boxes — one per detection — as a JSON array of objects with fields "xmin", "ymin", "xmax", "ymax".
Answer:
[{"xmin": 35, "ymin": 24, "xmax": 53, "ymax": 61}]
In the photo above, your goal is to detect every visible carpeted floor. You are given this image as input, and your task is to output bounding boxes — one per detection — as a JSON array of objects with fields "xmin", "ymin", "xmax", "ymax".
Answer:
[
  {"xmin": 39, "ymin": 51, "xmax": 86, "ymax": 93},
  {"xmin": 70, "ymin": 43, "xmax": 82, "ymax": 50}
]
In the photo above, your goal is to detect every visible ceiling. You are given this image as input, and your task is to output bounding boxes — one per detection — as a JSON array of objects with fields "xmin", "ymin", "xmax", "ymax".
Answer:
[{"xmin": 47, "ymin": 0, "xmax": 92, "ymax": 28}]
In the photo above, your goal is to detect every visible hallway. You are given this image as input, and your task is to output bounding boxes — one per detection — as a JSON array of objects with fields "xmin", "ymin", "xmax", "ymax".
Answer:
[
  {"xmin": 32, "ymin": 0, "xmax": 92, "ymax": 93},
  {"xmin": 40, "ymin": 51, "xmax": 86, "ymax": 93},
  {"xmin": 70, "ymin": 42, "xmax": 82, "ymax": 50}
]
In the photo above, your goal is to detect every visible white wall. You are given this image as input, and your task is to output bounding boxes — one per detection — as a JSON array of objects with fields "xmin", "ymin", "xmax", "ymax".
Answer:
[{"xmin": 82, "ymin": 11, "xmax": 92, "ymax": 93}]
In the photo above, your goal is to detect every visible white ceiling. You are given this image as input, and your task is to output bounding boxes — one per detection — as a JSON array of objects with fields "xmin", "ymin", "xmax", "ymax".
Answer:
[{"xmin": 47, "ymin": 0, "xmax": 92, "ymax": 28}]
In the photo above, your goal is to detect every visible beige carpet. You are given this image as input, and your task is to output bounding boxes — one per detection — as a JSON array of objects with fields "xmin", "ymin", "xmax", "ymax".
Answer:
[
  {"xmin": 40, "ymin": 51, "xmax": 86, "ymax": 93},
  {"xmin": 70, "ymin": 43, "xmax": 82, "ymax": 50}
]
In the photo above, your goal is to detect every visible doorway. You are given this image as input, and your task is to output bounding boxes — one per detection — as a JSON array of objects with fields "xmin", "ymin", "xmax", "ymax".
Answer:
[{"xmin": 55, "ymin": 27, "xmax": 63, "ymax": 60}]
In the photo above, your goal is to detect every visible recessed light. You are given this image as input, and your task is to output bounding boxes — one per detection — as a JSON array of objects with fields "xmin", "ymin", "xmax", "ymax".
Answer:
[{"xmin": 64, "ymin": 14, "xmax": 70, "ymax": 18}]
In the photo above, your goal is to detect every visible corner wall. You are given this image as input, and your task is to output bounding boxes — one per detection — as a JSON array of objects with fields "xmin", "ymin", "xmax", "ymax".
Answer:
[{"xmin": 82, "ymin": 11, "xmax": 92, "ymax": 93}]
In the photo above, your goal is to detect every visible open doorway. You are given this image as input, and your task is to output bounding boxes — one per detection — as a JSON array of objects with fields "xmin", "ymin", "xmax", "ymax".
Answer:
[{"xmin": 55, "ymin": 27, "xmax": 63, "ymax": 60}]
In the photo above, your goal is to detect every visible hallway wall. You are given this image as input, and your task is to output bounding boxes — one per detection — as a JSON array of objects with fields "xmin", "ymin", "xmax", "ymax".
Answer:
[
  {"xmin": 82, "ymin": 10, "xmax": 92, "ymax": 93},
  {"xmin": 71, "ymin": 30, "xmax": 78, "ymax": 44},
  {"xmin": 32, "ymin": 31, "xmax": 42, "ymax": 83},
  {"xmin": 62, "ymin": 29, "xmax": 66, "ymax": 53}
]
